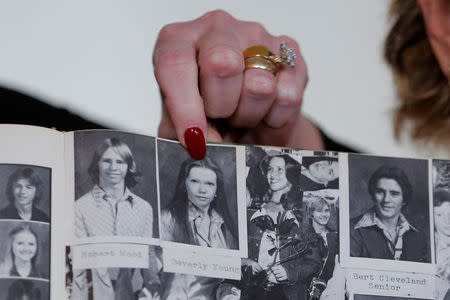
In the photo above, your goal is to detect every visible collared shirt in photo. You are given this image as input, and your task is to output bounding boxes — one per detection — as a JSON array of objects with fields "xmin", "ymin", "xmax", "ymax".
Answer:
[
  {"xmin": 355, "ymin": 209, "xmax": 417, "ymax": 260},
  {"xmin": 74, "ymin": 184, "xmax": 153, "ymax": 238},
  {"xmin": 350, "ymin": 208, "xmax": 429, "ymax": 262},
  {"xmin": 187, "ymin": 202, "xmax": 227, "ymax": 249}
]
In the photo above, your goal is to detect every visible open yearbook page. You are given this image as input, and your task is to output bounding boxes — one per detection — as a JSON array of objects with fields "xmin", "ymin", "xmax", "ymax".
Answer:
[{"xmin": 0, "ymin": 125, "xmax": 448, "ymax": 300}]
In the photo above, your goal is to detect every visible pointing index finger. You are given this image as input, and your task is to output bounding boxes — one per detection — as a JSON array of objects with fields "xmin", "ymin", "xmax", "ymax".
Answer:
[{"xmin": 153, "ymin": 22, "xmax": 207, "ymax": 158}]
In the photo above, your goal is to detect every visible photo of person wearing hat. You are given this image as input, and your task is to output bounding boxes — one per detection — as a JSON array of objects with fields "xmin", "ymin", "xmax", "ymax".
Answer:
[{"xmin": 300, "ymin": 155, "xmax": 339, "ymax": 191}]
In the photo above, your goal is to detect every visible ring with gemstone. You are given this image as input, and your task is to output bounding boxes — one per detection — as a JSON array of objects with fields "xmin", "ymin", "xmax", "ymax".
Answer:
[{"xmin": 243, "ymin": 43, "xmax": 297, "ymax": 73}]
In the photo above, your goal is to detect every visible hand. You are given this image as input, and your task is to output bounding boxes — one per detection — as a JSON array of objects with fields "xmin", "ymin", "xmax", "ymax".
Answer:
[
  {"xmin": 138, "ymin": 287, "xmax": 160, "ymax": 300},
  {"xmin": 221, "ymin": 286, "xmax": 241, "ymax": 300},
  {"xmin": 319, "ymin": 255, "xmax": 345, "ymax": 300},
  {"xmin": 154, "ymin": 10, "xmax": 323, "ymax": 159},
  {"xmin": 270, "ymin": 265, "xmax": 288, "ymax": 282},
  {"xmin": 241, "ymin": 258, "xmax": 263, "ymax": 274}
]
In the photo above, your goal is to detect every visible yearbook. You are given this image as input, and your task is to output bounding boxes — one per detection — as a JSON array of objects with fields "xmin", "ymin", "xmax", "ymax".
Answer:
[{"xmin": 0, "ymin": 124, "xmax": 447, "ymax": 300}]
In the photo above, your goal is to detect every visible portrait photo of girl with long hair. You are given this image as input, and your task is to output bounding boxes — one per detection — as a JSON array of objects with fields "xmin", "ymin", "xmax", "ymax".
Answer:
[
  {"xmin": 158, "ymin": 140, "xmax": 239, "ymax": 250},
  {"xmin": 243, "ymin": 147, "xmax": 322, "ymax": 300},
  {"xmin": 0, "ymin": 222, "xmax": 49, "ymax": 280},
  {"xmin": 158, "ymin": 139, "xmax": 240, "ymax": 300}
]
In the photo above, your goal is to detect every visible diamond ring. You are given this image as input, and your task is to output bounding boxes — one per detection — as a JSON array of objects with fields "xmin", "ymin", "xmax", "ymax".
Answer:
[{"xmin": 243, "ymin": 42, "xmax": 296, "ymax": 75}]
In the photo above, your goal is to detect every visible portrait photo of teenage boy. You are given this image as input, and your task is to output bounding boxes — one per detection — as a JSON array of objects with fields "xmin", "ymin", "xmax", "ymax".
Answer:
[
  {"xmin": 73, "ymin": 131, "xmax": 158, "ymax": 239},
  {"xmin": 348, "ymin": 154, "xmax": 431, "ymax": 263}
]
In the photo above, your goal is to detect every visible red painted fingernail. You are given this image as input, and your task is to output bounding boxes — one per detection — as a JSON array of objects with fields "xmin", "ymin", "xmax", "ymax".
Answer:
[{"xmin": 184, "ymin": 127, "xmax": 206, "ymax": 160}]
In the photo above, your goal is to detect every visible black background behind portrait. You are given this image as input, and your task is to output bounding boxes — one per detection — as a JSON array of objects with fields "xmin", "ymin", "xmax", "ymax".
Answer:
[
  {"xmin": 74, "ymin": 131, "xmax": 158, "ymax": 237},
  {"xmin": 348, "ymin": 154, "xmax": 430, "ymax": 246},
  {"xmin": 0, "ymin": 278, "xmax": 49, "ymax": 300},
  {"xmin": 0, "ymin": 221, "xmax": 50, "ymax": 279},
  {"xmin": 0, "ymin": 164, "xmax": 51, "ymax": 217},
  {"xmin": 158, "ymin": 140, "xmax": 238, "ymax": 239}
]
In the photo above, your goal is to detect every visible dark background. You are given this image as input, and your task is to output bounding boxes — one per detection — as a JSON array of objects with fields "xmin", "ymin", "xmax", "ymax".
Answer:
[
  {"xmin": 0, "ymin": 278, "xmax": 49, "ymax": 300},
  {"xmin": 0, "ymin": 164, "xmax": 51, "ymax": 219},
  {"xmin": 349, "ymin": 154, "xmax": 429, "ymax": 221},
  {"xmin": 74, "ymin": 130, "xmax": 158, "ymax": 238},
  {"xmin": 0, "ymin": 220, "xmax": 50, "ymax": 279},
  {"xmin": 157, "ymin": 140, "xmax": 238, "ymax": 241},
  {"xmin": 348, "ymin": 154, "xmax": 430, "ymax": 252}
]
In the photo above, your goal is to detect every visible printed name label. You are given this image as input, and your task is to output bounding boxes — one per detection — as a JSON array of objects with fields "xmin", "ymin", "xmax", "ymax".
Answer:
[
  {"xmin": 163, "ymin": 247, "xmax": 241, "ymax": 280},
  {"xmin": 346, "ymin": 269, "xmax": 434, "ymax": 299},
  {"xmin": 72, "ymin": 243, "xmax": 149, "ymax": 269}
]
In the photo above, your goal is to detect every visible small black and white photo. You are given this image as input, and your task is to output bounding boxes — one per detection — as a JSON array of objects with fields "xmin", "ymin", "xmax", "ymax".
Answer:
[
  {"xmin": 432, "ymin": 159, "xmax": 450, "ymax": 300},
  {"xmin": 0, "ymin": 221, "xmax": 50, "ymax": 280},
  {"xmin": 300, "ymin": 151, "xmax": 339, "ymax": 191},
  {"xmin": 0, "ymin": 278, "xmax": 49, "ymax": 300},
  {"xmin": 300, "ymin": 151, "xmax": 340, "ymax": 232},
  {"xmin": 0, "ymin": 164, "xmax": 51, "ymax": 223},
  {"xmin": 158, "ymin": 139, "xmax": 239, "ymax": 251},
  {"xmin": 243, "ymin": 147, "xmax": 339, "ymax": 300},
  {"xmin": 348, "ymin": 154, "xmax": 431, "ymax": 263},
  {"xmin": 73, "ymin": 131, "xmax": 158, "ymax": 239}
]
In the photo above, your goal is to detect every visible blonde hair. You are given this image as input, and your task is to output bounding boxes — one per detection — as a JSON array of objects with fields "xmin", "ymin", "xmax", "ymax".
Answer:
[
  {"xmin": 0, "ymin": 225, "xmax": 39, "ymax": 276},
  {"xmin": 384, "ymin": 0, "xmax": 450, "ymax": 147}
]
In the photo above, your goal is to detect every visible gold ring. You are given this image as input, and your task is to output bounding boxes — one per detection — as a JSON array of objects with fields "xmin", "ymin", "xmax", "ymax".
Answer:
[
  {"xmin": 244, "ymin": 56, "xmax": 278, "ymax": 75},
  {"xmin": 243, "ymin": 42, "xmax": 296, "ymax": 72}
]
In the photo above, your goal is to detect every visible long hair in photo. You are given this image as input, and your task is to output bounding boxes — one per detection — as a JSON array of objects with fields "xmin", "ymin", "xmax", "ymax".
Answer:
[
  {"xmin": 87, "ymin": 137, "xmax": 140, "ymax": 187},
  {"xmin": 6, "ymin": 168, "xmax": 43, "ymax": 205},
  {"xmin": 0, "ymin": 225, "xmax": 40, "ymax": 275},
  {"xmin": 165, "ymin": 155, "xmax": 238, "ymax": 246}
]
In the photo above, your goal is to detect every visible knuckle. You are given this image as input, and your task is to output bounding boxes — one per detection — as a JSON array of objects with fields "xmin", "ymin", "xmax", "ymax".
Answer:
[
  {"xmin": 244, "ymin": 72, "xmax": 276, "ymax": 98},
  {"xmin": 154, "ymin": 47, "xmax": 195, "ymax": 71},
  {"xmin": 200, "ymin": 10, "xmax": 235, "ymax": 27},
  {"xmin": 200, "ymin": 46, "xmax": 243, "ymax": 77},
  {"xmin": 277, "ymin": 86, "xmax": 302, "ymax": 107},
  {"xmin": 157, "ymin": 23, "xmax": 184, "ymax": 41},
  {"xmin": 205, "ymin": 101, "xmax": 237, "ymax": 119},
  {"xmin": 244, "ymin": 21, "xmax": 268, "ymax": 40}
]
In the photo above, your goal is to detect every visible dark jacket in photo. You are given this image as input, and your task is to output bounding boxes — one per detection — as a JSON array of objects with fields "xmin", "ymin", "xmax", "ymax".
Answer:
[
  {"xmin": 350, "ymin": 214, "xmax": 430, "ymax": 263},
  {"xmin": 305, "ymin": 223, "xmax": 339, "ymax": 283},
  {"xmin": 299, "ymin": 174, "xmax": 338, "ymax": 191},
  {"xmin": 243, "ymin": 206, "xmax": 322, "ymax": 300},
  {"xmin": 0, "ymin": 204, "xmax": 49, "ymax": 222}
]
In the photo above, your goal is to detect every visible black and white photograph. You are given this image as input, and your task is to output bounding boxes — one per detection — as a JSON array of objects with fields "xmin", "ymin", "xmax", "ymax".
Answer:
[
  {"xmin": 73, "ymin": 131, "xmax": 158, "ymax": 240},
  {"xmin": 301, "ymin": 151, "xmax": 340, "ymax": 300},
  {"xmin": 300, "ymin": 151, "xmax": 339, "ymax": 191},
  {"xmin": 242, "ymin": 146, "xmax": 327, "ymax": 300},
  {"xmin": 348, "ymin": 154, "xmax": 431, "ymax": 264},
  {"xmin": 158, "ymin": 139, "xmax": 239, "ymax": 251},
  {"xmin": 0, "ymin": 278, "xmax": 49, "ymax": 300},
  {"xmin": 0, "ymin": 164, "xmax": 51, "ymax": 223},
  {"xmin": 432, "ymin": 159, "xmax": 450, "ymax": 300},
  {"xmin": 0, "ymin": 221, "xmax": 50, "ymax": 280},
  {"xmin": 66, "ymin": 245, "xmax": 162, "ymax": 300}
]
